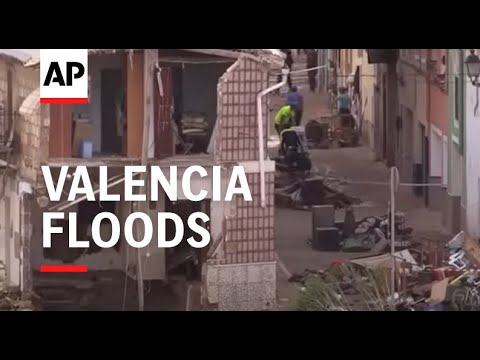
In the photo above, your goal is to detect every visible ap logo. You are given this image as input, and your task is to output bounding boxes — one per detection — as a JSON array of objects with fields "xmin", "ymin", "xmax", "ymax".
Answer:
[{"xmin": 40, "ymin": 49, "xmax": 89, "ymax": 104}]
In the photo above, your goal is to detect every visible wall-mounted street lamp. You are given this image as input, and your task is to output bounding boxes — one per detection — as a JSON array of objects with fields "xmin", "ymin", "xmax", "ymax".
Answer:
[
  {"xmin": 465, "ymin": 50, "xmax": 480, "ymax": 116},
  {"xmin": 465, "ymin": 50, "xmax": 480, "ymax": 86}
]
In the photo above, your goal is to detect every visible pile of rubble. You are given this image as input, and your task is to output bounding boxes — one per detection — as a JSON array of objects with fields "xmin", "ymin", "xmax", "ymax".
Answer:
[
  {"xmin": 292, "ymin": 231, "xmax": 480, "ymax": 311},
  {"xmin": 0, "ymin": 267, "xmax": 33, "ymax": 311},
  {"xmin": 308, "ymin": 205, "xmax": 414, "ymax": 254},
  {"xmin": 275, "ymin": 173, "xmax": 359, "ymax": 209}
]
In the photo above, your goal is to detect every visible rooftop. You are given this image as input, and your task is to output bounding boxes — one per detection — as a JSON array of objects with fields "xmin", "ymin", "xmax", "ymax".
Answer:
[
  {"xmin": 24, "ymin": 49, "xmax": 285, "ymax": 68},
  {"xmin": 0, "ymin": 49, "xmax": 38, "ymax": 64}
]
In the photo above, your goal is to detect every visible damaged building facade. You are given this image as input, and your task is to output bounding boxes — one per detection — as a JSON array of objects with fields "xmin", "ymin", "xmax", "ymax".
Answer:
[
  {"xmin": 0, "ymin": 49, "xmax": 285, "ymax": 310},
  {"xmin": 0, "ymin": 50, "xmax": 40, "ymax": 293}
]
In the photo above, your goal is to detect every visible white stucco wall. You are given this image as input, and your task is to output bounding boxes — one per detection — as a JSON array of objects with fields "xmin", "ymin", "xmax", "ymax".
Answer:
[
  {"xmin": 447, "ymin": 50, "xmax": 465, "ymax": 198},
  {"xmin": 0, "ymin": 178, "xmax": 21, "ymax": 288},
  {"xmin": 465, "ymin": 74, "xmax": 480, "ymax": 237}
]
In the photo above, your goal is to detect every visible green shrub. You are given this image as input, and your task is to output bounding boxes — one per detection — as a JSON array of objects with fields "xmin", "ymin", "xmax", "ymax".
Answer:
[{"xmin": 294, "ymin": 263, "xmax": 396, "ymax": 311}]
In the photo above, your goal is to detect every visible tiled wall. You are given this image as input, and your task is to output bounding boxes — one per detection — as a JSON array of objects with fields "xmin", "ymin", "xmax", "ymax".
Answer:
[
  {"xmin": 212, "ymin": 56, "xmax": 275, "ymax": 267},
  {"xmin": 216, "ymin": 58, "xmax": 268, "ymax": 162},
  {"xmin": 212, "ymin": 172, "xmax": 275, "ymax": 265}
]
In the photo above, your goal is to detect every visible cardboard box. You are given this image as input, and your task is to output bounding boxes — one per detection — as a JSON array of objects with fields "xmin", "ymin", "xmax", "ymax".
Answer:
[{"xmin": 72, "ymin": 120, "xmax": 94, "ymax": 157}]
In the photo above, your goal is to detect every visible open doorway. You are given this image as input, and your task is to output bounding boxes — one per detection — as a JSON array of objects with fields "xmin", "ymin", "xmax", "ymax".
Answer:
[
  {"xmin": 101, "ymin": 69, "xmax": 123, "ymax": 154},
  {"xmin": 158, "ymin": 50, "xmax": 233, "ymax": 156},
  {"xmin": 71, "ymin": 53, "xmax": 126, "ymax": 158}
]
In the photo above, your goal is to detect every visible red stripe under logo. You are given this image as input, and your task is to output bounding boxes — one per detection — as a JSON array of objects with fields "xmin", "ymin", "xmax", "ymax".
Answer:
[
  {"xmin": 40, "ymin": 265, "xmax": 89, "ymax": 273},
  {"xmin": 40, "ymin": 98, "xmax": 88, "ymax": 104}
]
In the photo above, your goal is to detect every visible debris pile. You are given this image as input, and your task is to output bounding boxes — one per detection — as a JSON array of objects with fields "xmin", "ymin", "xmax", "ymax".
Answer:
[
  {"xmin": 0, "ymin": 262, "xmax": 34, "ymax": 311},
  {"xmin": 309, "ymin": 207, "xmax": 414, "ymax": 254},
  {"xmin": 275, "ymin": 174, "xmax": 359, "ymax": 209},
  {"xmin": 293, "ymin": 231, "xmax": 480, "ymax": 311},
  {"xmin": 340, "ymin": 212, "xmax": 414, "ymax": 253}
]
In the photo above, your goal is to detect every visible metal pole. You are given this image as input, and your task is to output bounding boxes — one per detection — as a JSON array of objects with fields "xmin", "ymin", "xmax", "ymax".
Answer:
[
  {"xmin": 135, "ymin": 49, "xmax": 156, "ymax": 311},
  {"xmin": 325, "ymin": 50, "xmax": 330, "ymax": 93},
  {"xmin": 386, "ymin": 62, "xmax": 398, "ymax": 166},
  {"xmin": 390, "ymin": 167, "xmax": 399, "ymax": 297},
  {"xmin": 317, "ymin": 49, "xmax": 322, "ymax": 93}
]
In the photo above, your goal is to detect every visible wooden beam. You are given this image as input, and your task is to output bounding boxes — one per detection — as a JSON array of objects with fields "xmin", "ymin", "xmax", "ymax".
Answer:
[{"xmin": 126, "ymin": 51, "xmax": 144, "ymax": 157}]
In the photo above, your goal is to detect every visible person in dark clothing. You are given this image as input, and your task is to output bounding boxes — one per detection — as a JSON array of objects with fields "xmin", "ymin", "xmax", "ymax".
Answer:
[
  {"xmin": 280, "ymin": 128, "xmax": 312, "ymax": 172},
  {"xmin": 306, "ymin": 49, "xmax": 318, "ymax": 92}
]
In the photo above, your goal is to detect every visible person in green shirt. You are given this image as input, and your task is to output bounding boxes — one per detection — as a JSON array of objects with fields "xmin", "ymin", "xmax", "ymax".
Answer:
[{"xmin": 274, "ymin": 104, "xmax": 296, "ymax": 135}]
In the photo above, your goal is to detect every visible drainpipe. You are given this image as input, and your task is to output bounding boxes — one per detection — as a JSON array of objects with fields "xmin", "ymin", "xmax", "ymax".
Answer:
[
  {"xmin": 426, "ymin": 49, "xmax": 432, "ymax": 202},
  {"xmin": 257, "ymin": 68, "xmax": 289, "ymax": 208}
]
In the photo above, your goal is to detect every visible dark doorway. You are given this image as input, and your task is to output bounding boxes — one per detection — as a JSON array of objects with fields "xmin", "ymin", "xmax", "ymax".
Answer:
[
  {"xmin": 101, "ymin": 69, "xmax": 123, "ymax": 155},
  {"xmin": 382, "ymin": 74, "xmax": 387, "ymax": 160},
  {"xmin": 414, "ymin": 124, "xmax": 427, "ymax": 199},
  {"xmin": 165, "ymin": 199, "xmax": 211, "ymax": 280}
]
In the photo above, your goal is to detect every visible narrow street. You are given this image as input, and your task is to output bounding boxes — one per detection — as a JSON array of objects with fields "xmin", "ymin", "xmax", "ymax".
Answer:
[
  {"xmin": 271, "ymin": 56, "xmax": 449, "ymax": 309},
  {"xmin": 1, "ymin": 49, "xmax": 467, "ymax": 312}
]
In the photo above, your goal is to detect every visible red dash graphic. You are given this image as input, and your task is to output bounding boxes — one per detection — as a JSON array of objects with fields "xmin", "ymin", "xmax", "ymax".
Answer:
[
  {"xmin": 40, "ymin": 265, "xmax": 88, "ymax": 273},
  {"xmin": 40, "ymin": 98, "xmax": 89, "ymax": 104}
]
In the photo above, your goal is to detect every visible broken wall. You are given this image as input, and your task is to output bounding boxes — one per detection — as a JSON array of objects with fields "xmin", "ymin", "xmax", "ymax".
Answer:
[
  {"xmin": 0, "ymin": 60, "xmax": 41, "ymax": 181},
  {"xmin": 206, "ymin": 57, "xmax": 277, "ymax": 311},
  {"xmin": 213, "ymin": 58, "xmax": 275, "ymax": 264},
  {"xmin": 182, "ymin": 62, "xmax": 232, "ymax": 142},
  {"xmin": 121, "ymin": 164, "xmax": 232, "ymax": 281},
  {"xmin": 0, "ymin": 178, "xmax": 20, "ymax": 288},
  {"xmin": 30, "ymin": 182, "xmax": 126, "ymax": 272},
  {"xmin": 0, "ymin": 58, "xmax": 38, "ymax": 115},
  {"xmin": 0, "ymin": 59, "xmax": 40, "ymax": 291}
]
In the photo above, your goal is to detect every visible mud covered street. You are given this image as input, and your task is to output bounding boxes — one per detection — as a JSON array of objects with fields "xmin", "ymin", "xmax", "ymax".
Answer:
[{"xmin": 270, "ymin": 62, "xmax": 449, "ymax": 309}]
